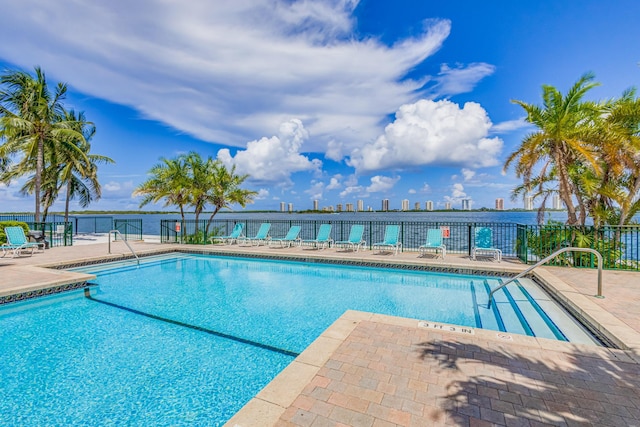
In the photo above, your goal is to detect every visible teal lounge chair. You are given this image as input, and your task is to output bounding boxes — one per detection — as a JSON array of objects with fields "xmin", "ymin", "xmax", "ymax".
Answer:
[
  {"xmin": 301, "ymin": 224, "xmax": 332, "ymax": 249},
  {"xmin": 238, "ymin": 223, "xmax": 271, "ymax": 246},
  {"xmin": 472, "ymin": 227, "xmax": 502, "ymax": 262},
  {"xmin": 419, "ymin": 229, "xmax": 446, "ymax": 259},
  {"xmin": 373, "ymin": 225, "xmax": 402, "ymax": 255},
  {"xmin": 211, "ymin": 223, "xmax": 244, "ymax": 245},
  {"xmin": 2, "ymin": 226, "xmax": 43, "ymax": 258},
  {"xmin": 334, "ymin": 224, "xmax": 366, "ymax": 252},
  {"xmin": 269, "ymin": 225, "xmax": 302, "ymax": 248}
]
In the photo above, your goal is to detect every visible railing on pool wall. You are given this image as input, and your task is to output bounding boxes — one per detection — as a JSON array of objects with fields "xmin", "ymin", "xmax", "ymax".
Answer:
[
  {"xmin": 159, "ymin": 219, "xmax": 640, "ymax": 271},
  {"xmin": 488, "ymin": 247, "xmax": 604, "ymax": 307}
]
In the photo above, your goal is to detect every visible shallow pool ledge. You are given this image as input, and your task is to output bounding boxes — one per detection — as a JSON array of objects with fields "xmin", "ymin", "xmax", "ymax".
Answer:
[{"xmin": 0, "ymin": 265, "xmax": 95, "ymax": 302}]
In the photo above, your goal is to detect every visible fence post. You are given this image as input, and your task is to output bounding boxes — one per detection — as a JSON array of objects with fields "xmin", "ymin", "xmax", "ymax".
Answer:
[{"xmin": 468, "ymin": 224, "xmax": 473, "ymax": 257}]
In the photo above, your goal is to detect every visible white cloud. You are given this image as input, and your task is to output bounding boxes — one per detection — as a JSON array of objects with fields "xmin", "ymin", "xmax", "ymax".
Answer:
[
  {"xmin": 347, "ymin": 99, "xmax": 503, "ymax": 172},
  {"xmin": 304, "ymin": 181, "xmax": 325, "ymax": 200},
  {"xmin": 366, "ymin": 175, "xmax": 400, "ymax": 193},
  {"xmin": 103, "ymin": 182, "xmax": 122, "ymax": 192},
  {"xmin": 339, "ymin": 185, "xmax": 365, "ymax": 198},
  {"xmin": 491, "ymin": 117, "xmax": 531, "ymax": 134},
  {"xmin": 451, "ymin": 183, "xmax": 466, "ymax": 198},
  {"xmin": 326, "ymin": 175, "xmax": 342, "ymax": 190},
  {"xmin": 325, "ymin": 140, "xmax": 346, "ymax": 162},
  {"xmin": 426, "ymin": 63, "xmax": 496, "ymax": 97},
  {"xmin": 344, "ymin": 174, "xmax": 359, "ymax": 187},
  {"xmin": 420, "ymin": 183, "xmax": 431, "ymax": 193},
  {"xmin": 102, "ymin": 180, "xmax": 135, "ymax": 199},
  {"xmin": 408, "ymin": 189, "xmax": 417, "ymax": 194},
  {"xmin": 444, "ymin": 183, "xmax": 469, "ymax": 205},
  {"xmin": 255, "ymin": 188, "xmax": 270, "ymax": 200},
  {"xmin": 461, "ymin": 168, "xmax": 476, "ymax": 181},
  {"xmin": 217, "ymin": 119, "xmax": 321, "ymax": 184},
  {"xmin": 0, "ymin": 1, "xmax": 489, "ymax": 154}
]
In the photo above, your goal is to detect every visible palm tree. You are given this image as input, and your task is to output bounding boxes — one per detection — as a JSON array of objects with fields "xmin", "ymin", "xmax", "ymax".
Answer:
[
  {"xmin": 204, "ymin": 162, "xmax": 257, "ymax": 235},
  {"xmin": 505, "ymin": 73, "xmax": 601, "ymax": 225},
  {"xmin": 0, "ymin": 67, "xmax": 87, "ymax": 222},
  {"xmin": 58, "ymin": 110, "xmax": 114, "ymax": 222},
  {"xmin": 134, "ymin": 155, "xmax": 191, "ymax": 221},
  {"xmin": 182, "ymin": 152, "xmax": 212, "ymax": 230},
  {"xmin": 589, "ymin": 89, "xmax": 640, "ymax": 226}
]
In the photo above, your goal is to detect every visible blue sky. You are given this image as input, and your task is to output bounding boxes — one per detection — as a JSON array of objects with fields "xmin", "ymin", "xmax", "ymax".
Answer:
[{"xmin": 1, "ymin": 0, "xmax": 639, "ymax": 212}]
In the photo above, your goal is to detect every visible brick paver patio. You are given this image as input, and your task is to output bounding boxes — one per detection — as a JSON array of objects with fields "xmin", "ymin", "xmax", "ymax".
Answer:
[
  {"xmin": 276, "ymin": 319, "xmax": 640, "ymax": 426},
  {"xmin": 2, "ymin": 239, "xmax": 640, "ymax": 426}
]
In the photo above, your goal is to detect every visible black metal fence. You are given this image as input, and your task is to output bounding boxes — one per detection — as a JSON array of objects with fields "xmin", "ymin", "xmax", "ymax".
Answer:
[
  {"xmin": 114, "ymin": 219, "xmax": 143, "ymax": 241},
  {"xmin": 0, "ymin": 214, "xmax": 143, "ymax": 246},
  {"xmin": 23, "ymin": 222, "xmax": 73, "ymax": 248},
  {"xmin": 74, "ymin": 216, "xmax": 114, "ymax": 234},
  {"xmin": 160, "ymin": 219, "xmax": 640, "ymax": 271}
]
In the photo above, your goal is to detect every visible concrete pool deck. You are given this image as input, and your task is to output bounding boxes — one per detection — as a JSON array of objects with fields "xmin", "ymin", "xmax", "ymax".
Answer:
[{"xmin": 1, "ymin": 238, "xmax": 640, "ymax": 426}]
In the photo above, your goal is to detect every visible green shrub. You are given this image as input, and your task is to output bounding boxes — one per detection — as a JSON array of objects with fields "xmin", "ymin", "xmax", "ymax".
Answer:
[{"xmin": 526, "ymin": 221, "xmax": 624, "ymax": 269}]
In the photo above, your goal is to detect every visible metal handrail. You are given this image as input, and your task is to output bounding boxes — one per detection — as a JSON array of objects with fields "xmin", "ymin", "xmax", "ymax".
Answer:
[
  {"xmin": 108, "ymin": 230, "xmax": 140, "ymax": 266},
  {"xmin": 488, "ymin": 247, "xmax": 603, "ymax": 306}
]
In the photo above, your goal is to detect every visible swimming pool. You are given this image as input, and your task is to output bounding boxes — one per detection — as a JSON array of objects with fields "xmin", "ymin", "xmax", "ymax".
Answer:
[{"xmin": 0, "ymin": 253, "xmax": 598, "ymax": 426}]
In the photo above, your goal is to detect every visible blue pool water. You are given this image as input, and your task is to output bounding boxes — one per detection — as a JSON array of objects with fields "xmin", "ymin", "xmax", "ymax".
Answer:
[{"xmin": 0, "ymin": 253, "xmax": 597, "ymax": 426}]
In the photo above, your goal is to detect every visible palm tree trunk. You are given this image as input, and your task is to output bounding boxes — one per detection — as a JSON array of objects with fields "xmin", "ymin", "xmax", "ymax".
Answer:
[
  {"xmin": 34, "ymin": 135, "xmax": 44, "ymax": 223},
  {"xmin": 554, "ymin": 151, "xmax": 578, "ymax": 225},
  {"xmin": 64, "ymin": 184, "xmax": 71, "ymax": 223},
  {"xmin": 205, "ymin": 206, "xmax": 221, "ymax": 236},
  {"xmin": 194, "ymin": 207, "xmax": 201, "ymax": 237}
]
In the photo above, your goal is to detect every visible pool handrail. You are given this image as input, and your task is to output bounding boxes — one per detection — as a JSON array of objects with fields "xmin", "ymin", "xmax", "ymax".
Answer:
[
  {"xmin": 108, "ymin": 229, "xmax": 140, "ymax": 265},
  {"xmin": 488, "ymin": 246, "xmax": 603, "ymax": 307}
]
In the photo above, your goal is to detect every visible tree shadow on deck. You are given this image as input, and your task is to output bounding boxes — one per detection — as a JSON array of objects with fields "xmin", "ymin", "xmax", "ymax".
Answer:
[{"xmin": 415, "ymin": 340, "xmax": 640, "ymax": 426}]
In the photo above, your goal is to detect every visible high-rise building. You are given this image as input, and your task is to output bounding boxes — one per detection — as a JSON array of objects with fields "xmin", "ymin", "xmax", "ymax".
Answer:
[
  {"xmin": 313, "ymin": 200, "xmax": 319, "ymax": 211},
  {"xmin": 280, "ymin": 201, "xmax": 286, "ymax": 212},
  {"xmin": 444, "ymin": 202, "xmax": 452, "ymax": 210},
  {"xmin": 345, "ymin": 203, "xmax": 354, "ymax": 212},
  {"xmin": 552, "ymin": 194, "xmax": 563, "ymax": 210},
  {"xmin": 426, "ymin": 201, "xmax": 434, "ymax": 211},
  {"xmin": 461, "ymin": 198, "xmax": 472, "ymax": 210},
  {"xmin": 288, "ymin": 203, "xmax": 293, "ymax": 213},
  {"xmin": 382, "ymin": 199, "xmax": 389, "ymax": 211},
  {"xmin": 401, "ymin": 199, "xmax": 410, "ymax": 211},
  {"xmin": 524, "ymin": 196, "xmax": 534, "ymax": 211},
  {"xmin": 336, "ymin": 204, "xmax": 343, "ymax": 212},
  {"xmin": 357, "ymin": 199, "xmax": 364, "ymax": 212},
  {"xmin": 414, "ymin": 202, "xmax": 421, "ymax": 211},
  {"xmin": 495, "ymin": 198, "xmax": 504, "ymax": 210}
]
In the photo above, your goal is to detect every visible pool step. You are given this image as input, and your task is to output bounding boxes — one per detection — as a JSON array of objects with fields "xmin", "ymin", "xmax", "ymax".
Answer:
[
  {"xmin": 502, "ymin": 282, "xmax": 566, "ymax": 341},
  {"xmin": 479, "ymin": 278, "xmax": 569, "ymax": 340},
  {"xmin": 481, "ymin": 278, "xmax": 530, "ymax": 336}
]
